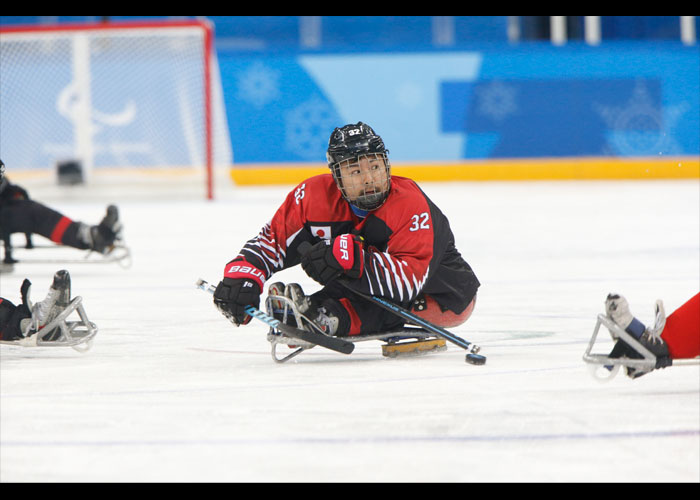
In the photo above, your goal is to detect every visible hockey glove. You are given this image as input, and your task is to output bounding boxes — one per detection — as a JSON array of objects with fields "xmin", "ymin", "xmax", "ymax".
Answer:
[
  {"xmin": 213, "ymin": 260, "xmax": 265, "ymax": 326},
  {"xmin": 301, "ymin": 234, "xmax": 364, "ymax": 285},
  {"xmin": 0, "ymin": 279, "xmax": 32, "ymax": 341}
]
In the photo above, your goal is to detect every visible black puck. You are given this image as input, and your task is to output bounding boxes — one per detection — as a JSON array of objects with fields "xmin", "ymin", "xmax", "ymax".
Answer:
[{"xmin": 465, "ymin": 353, "xmax": 486, "ymax": 365}]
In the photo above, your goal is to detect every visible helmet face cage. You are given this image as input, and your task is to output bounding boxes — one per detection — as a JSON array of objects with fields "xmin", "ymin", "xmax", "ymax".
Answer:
[
  {"xmin": 330, "ymin": 152, "xmax": 391, "ymax": 211},
  {"xmin": 326, "ymin": 123, "xmax": 392, "ymax": 211}
]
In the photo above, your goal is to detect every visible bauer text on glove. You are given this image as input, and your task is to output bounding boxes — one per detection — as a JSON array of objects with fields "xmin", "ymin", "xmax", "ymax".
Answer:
[
  {"xmin": 213, "ymin": 260, "xmax": 265, "ymax": 326},
  {"xmin": 300, "ymin": 234, "xmax": 364, "ymax": 284}
]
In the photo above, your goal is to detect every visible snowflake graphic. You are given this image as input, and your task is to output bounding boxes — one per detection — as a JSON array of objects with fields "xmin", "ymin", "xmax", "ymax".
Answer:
[
  {"xmin": 475, "ymin": 80, "xmax": 518, "ymax": 122},
  {"xmin": 236, "ymin": 62, "xmax": 281, "ymax": 109},
  {"xmin": 594, "ymin": 81, "xmax": 687, "ymax": 156},
  {"xmin": 284, "ymin": 98, "xmax": 337, "ymax": 160}
]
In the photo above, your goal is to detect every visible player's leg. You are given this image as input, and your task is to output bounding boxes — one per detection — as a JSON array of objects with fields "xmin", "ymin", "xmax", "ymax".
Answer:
[
  {"xmin": 604, "ymin": 292, "xmax": 699, "ymax": 378},
  {"xmin": 660, "ymin": 292, "xmax": 700, "ymax": 360},
  {"xmin": 411, "ymin": 293, "xmax": 476, "ymax": 328},
  {"xmin": 267, "ymin": 281, "xmax": 403, "ymax": 337},
  {"xmin": 0, "ymin": 201, "xmax": 121, "ymax": 254},
  {"xmin": 0, "ymin": 199, "xmax": 89, "ymax": 249}
]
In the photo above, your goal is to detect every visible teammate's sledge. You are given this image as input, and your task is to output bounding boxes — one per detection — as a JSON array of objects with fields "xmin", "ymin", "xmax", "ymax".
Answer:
[
  {"xmin": 0, "ymin": 295, "xmax": 98, "ymax": 352},
  {"xmin": 583, "ymin": 310, "xmax": 699, "ymax": 381},
  {"xmin": 2, "ymin": 236, "xmax": 131, "ymax": 270}
]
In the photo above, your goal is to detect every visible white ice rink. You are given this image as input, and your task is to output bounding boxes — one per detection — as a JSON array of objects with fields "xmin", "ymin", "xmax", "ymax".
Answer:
[{"xmin": 1, "ymin": 177, "xmax": 698, "ymax": 482}]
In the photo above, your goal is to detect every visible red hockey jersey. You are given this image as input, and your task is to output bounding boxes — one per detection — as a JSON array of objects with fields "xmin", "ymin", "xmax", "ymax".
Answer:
[{"xmin": 233, "ymin": 174, "xmax": 479, "ymax": 314}]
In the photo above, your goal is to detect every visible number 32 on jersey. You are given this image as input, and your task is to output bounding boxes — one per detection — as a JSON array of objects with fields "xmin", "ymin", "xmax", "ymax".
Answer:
[{"xmin": 410, "ymin": 212, "xmax": 430, "ymax": 231}]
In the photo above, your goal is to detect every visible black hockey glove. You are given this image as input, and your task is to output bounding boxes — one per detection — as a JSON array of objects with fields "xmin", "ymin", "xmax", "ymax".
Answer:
[
  {"xmin": 0, "ymin": 279, "xmax": 32, "ymax": 341},
  {"xmin": 300, "ymin": 234, "xmax": 364, "ymax": 285},
  {"xmin": 213, "ymin": 260, "xmax": 265, "ymax": 326}
]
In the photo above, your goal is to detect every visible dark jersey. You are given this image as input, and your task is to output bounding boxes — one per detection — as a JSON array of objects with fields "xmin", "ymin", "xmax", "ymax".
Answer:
[{"xmin": 234, "ymin": 174, "xmax": 479, "ymax": 314}]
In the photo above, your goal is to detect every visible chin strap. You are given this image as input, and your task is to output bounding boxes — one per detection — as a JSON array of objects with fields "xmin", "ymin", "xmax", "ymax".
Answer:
[{"xmin": 349, "ymin": 203, "xmax": 369, "ymax": 219}]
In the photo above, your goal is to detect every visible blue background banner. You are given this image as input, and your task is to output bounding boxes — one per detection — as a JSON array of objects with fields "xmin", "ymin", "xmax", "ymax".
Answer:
[
  {"xmin": 1, "ymin": 16, "xmax": 698, "ymax": 172},
  {"xmin": 220, "ymin": 43, "xmax": 698, "ymax": 164}
]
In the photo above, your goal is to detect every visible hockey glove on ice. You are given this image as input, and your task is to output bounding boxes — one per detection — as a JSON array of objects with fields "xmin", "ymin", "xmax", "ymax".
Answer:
[
  {"xmin": 0, "ymin": 279, "xmax": 32, "ymax": 341},
  {"xmin": 301, "ymin": 234, "xmax": 364, "ymax": 285},
  {"xmin": 213, "ymin": 260, "xmax": 265, "ymax": 326}
]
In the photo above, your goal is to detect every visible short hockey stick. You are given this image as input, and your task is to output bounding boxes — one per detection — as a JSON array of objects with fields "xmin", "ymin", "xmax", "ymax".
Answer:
[
  {"xmin": 195, "ymin": 278, "xmax": 354, "ymax": 355},
  {"xmin": 339, "ymin": 282, "xmax": 486, "ymax": 365},
  {"xmin": 297, "ymin": 241, "xmax": 485, "ymax": 365}
]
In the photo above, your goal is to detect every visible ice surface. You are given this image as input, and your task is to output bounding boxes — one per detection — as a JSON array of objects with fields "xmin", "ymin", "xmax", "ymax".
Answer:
[{"xmin": 1, "ymin": 178, "xmax": 698, "ymax": 482}]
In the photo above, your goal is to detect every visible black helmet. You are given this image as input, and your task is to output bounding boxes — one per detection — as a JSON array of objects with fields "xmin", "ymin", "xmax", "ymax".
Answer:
[{"xmin": 326, "ymin": 122, "xmax": 391, "ymax": 211}]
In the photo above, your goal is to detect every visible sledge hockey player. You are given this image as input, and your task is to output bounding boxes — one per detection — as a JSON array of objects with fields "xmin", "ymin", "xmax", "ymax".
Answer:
[
  {"xmin": 603, "ymin": 292, "xmax": 700, "ymax": 378},
  {"xmin": 0, "ymin": 269, "xmax": 73, "ymax": 342},
  {"xmin": 213, "ymin": 122, "xmax": 480, "ymax": 341},
  {"xmin": 0, "ymin": 159, "xmax": 123, "ymax": 267}
]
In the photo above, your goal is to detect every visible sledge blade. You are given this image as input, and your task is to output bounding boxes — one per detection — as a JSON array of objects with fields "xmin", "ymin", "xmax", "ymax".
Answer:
[{"xmin": 382, "ymin": 338, "xmax": 447, "ymax": 358}]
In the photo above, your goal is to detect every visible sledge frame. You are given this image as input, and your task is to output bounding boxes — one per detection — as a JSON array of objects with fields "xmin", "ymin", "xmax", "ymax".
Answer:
[
  {"xmin": 264, "ymin": 293, "xmax": 441, "ymax": 364},
  {"xmin": 582, "ymin": 313, "xmax": 699, "ymax": 380},
  {"xmin": 0, "ymin": 295, "xmax": 98, "ymax": 352},
  {"xmin": 2, "ymin": 235, "xmax": 132, "ymax": 269}
]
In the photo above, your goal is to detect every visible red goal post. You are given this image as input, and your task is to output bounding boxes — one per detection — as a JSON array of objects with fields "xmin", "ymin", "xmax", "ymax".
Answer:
[{"xmin": 0, "ymin": 19, "xmax": 228, "ymax": 199}]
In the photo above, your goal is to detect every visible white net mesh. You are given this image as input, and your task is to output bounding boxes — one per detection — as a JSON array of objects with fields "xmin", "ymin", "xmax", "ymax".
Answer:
[{"xmin": 0, "ymin": 22, "xmax": 232, "ymax": 199}]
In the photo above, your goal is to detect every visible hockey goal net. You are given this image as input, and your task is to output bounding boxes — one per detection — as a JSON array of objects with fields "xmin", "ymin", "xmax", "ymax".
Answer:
[{"xmin": 0, "ymin": 20, "xmax": 231, "ymax": 200}]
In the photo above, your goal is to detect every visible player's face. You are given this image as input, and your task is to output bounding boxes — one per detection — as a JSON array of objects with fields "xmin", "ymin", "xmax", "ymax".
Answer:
[{"xmin": 336, "ymin": 153, "xmax": 389, "ymax": 204}]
